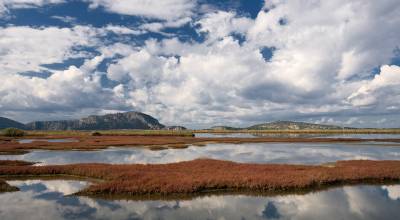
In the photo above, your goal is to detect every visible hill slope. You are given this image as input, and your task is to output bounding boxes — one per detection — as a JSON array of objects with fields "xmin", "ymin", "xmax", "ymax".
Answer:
[
  {"xmin": 209, "ymin": 126, "xmax": 241, "ymax": 130},
  {"xmin": 0, "ymin": 117, "xmax": 25, "ymax": 129},
  {"xmin": 25, "ymin": 111, "xmax": 165, "ymax": 130},
  {"xmin": 247, "ymin": 121, "xmax": 344, "ymax": 130}
]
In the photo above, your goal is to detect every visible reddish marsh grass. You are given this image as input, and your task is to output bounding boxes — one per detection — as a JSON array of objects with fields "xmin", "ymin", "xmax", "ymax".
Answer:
[{"xmin": 1, "ymin": 159, "xmax": 400, "ymax": 197}]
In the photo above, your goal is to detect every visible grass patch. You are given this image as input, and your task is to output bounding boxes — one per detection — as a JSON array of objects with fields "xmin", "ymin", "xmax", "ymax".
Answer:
[{"xmin": 1, "ymin": 128, "xmax": 25, "ymax": 137}]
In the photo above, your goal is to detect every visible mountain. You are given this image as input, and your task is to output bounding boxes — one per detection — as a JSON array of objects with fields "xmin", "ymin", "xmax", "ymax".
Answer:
[
  {"xmin": 165, "ymin": 126, "xmax": 187, "ymax": 131},
  {"xmin": 0, "ymin": 117, "xmax": 25, "ymax": 129},
  {"xmin": 247, "ymin": 121, "xmax": 345, "ymax": 130},
  {"xmin": 25, "ymin": 111, "xmax": 165, "ymax": 130},
  {"xmin": 209, "ymin": 126, "xmax": 241, "ymax": 130}
]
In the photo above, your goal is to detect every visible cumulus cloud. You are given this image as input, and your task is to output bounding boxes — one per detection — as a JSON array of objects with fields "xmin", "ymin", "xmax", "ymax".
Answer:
[
  {"xmin": 348, "ymin": 65, "xmax": 400, "ymax": 107},
  {"xmin": 196, "ymin": 11, "xmax": 253, "ymax": 41},
  {"xmin": 120, "ymin": 0, "xmax": 400, "ymax": 127},
  {"xmin": 87, "ymin": 0, "xmax": 196, "ymax": 21},
  {"xmin": 0, "ymin": 25, "xmax": 98, "ymax": 75},
  {"xmin": 1, "ymin": 0, "xmax": 400, "ymax": 127},
  {"xmin": 0, "ymin": 66, "xmax": 128, "ymax": 112}
]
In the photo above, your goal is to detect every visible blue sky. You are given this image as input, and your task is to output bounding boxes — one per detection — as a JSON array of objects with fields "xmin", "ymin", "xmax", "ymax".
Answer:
[{"xmin": 1, "ymin": 0, "xmax": 400, "ymax": 128}]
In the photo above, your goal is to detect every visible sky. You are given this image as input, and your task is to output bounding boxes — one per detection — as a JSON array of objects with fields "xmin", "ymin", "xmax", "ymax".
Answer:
[{"xmin": 0, "ymin": 0, "xmax": 399, "ymax": 128}]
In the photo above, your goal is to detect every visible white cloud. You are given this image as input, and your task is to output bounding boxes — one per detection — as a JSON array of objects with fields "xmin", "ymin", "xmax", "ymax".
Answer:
[
  {"xmin": 1, "ymin": 0, "xmax": 400, "ymax": 127},
  {"xmin": 0, "ymin": 0, "xmax": 64, "ymax": 16},
  {"xmin": 0, "ymin": 66, "xmax": 127, "ymax": 112},
  {"xmin": 87, "ymin": 0, "xmax": 196, "ymax": 21},
  {"xmin": 348, "ymin": 65, "xmax": 400, "ymax": 107},
  {"xmin": 50, "ymin": 15, "xmax": 77, "ymax": 23},
  {"xmin": 103, "ymin": 25, "xmax": 143, "ymax": 35},
  {"xmin": 196, "ymin": 11, "xmax": 253, "ymax": 41},
  {"xmin": 139, "ymin": 17, "xmax": 192, "ymax": 33},
  {"xmin": 0, "ymin": 25, "xmax": 98, "ymax": 75},
  {"xmin": 93, "ymin": 0, "xmax": 400, "ymax": 127}
]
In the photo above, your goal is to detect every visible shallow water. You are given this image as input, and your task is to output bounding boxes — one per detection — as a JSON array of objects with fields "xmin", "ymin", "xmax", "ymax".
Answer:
[
  {"xmin": 18, "ymin": 139, "xmax": 78, "ymax": 144},
  {"xmin": 1, "ymin": 180, "xmax": 400, "ymax": 220},
  {"xmin": 2, "ymin": 142, "xmax": 400, "ymax": 165},
  {"xmin": 195, "ymin": 133, "xmax": 400, "ymax": 139}
]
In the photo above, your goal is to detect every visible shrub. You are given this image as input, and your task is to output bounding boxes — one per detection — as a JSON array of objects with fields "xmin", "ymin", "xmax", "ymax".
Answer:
[
  {"xmin": 3, "ymin": 128, "xmax": 25, "ymax": 137},
  {"xmin": 91, "ymin": 131, "xmax": 102, "ymax": 136}
]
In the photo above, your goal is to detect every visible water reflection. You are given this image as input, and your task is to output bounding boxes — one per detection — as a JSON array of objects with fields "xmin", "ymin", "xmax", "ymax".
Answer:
[
  {"xmin": 195, "ymin": 133, "xmax": 259, "ymax": 138},
  {"xmin": 195, "ymin": 133, "xmax": 400, "ymax": 139},
  {"xmin": 1, "ymin": 142, "xmax": 400, "ymax": 165},
  {"xmin": 18, "ymin": 139, "xmax": 78, "ymax": 144},
  {"xmin": 8, "ymin": 180, "xmax": 89, "ymax": 195},
  {"xmin": 1, "ymin": 180, "xmax": 399, "ymax": 220}
]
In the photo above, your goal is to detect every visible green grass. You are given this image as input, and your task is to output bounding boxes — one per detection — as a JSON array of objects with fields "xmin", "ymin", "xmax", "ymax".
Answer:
[{"xmin": 0, "ymin": 128, "xmax": 25, "ymax": 137}]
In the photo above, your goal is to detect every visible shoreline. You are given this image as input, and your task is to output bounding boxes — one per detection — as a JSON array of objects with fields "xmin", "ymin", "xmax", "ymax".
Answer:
[{"xmin": 1, "ymin": 159, "xmax": 400, "ymax": 198}]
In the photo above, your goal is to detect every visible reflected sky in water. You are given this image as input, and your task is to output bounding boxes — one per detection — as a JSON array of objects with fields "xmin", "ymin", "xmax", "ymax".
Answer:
[
  {"xmin": 195, "ymin": 133, "xmax": 259, "ymax": 138},
  {"xmin": 1, "ymin": 180, "xmax": 400, "ymax": 220},
  {"xmin": 18, "ymin": 139, "xmax": 78, "ymax": 144},
  {"xmin": 1, "ymin": 142, "xmax": 400, "ymax": 165},
  {"xmin": 195, "ymin": 133, "xmax": 400, "ymax": 139}
]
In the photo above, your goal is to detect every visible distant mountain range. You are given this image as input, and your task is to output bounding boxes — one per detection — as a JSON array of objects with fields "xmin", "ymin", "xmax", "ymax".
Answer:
[
  {"xmin": 0, "ymin": 117, "xmax": 25, "ymax": 129},
  {"xmin": 209, "ymin": 121, "xmax": 350, "ymax": 130},
  {"xmin": 1, "ymin": 112, "xmax": 165, "ymax": 130},
  {"xmin": 247, "ymin": 121, "xmax": 347, "ymax": 130},
  {"xmin": 2, "ymin": 113, "xmax": 353, "ymax": 131}
]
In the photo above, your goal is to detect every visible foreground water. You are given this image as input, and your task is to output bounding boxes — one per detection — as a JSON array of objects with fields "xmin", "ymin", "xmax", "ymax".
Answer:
[
  {"xmin": 1, "ymin": 142, "xmax": 400, "ymax": 165},
  {"xmin": 1, "ymin": 180, "xmax": 399, "ymax": 220}
]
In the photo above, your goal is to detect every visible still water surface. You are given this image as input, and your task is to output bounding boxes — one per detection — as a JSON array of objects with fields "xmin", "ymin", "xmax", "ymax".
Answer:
[
  {"xmin": 18, "ymin": 139, "xmax": 78, "ymax": 144},
  {"xmin": 195, "ymin": 133, "xmax": 400, "ymax": 139},
  {"xmin": 1, "ymin": 142, "xmax": 400, "ymax": 165},
  {"xmin": 1, "ymin": 180, "xmax": 399, "ymax": 220}
]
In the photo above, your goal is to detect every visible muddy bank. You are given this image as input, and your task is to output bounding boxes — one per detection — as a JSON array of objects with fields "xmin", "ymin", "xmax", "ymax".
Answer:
[
  {"xmin": 1, "ymin": 159, "xmax": 400, "ymax": 197},
  {"xmin": 1, "ymin": 135, "xmax": 400, "ymax": 155},
  {"xmin": 0, "ymin": 179, "xmax": 18, "ymax": 192}
]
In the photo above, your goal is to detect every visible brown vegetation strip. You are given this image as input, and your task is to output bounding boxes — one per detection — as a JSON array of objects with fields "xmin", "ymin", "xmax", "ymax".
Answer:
[
  {"xmin": 1, "ymin": 135, "xmax": 400, "ymax": 155},
  {"xmin": 1, "ymin": 159, "xmax": 400, "ymax": 197},
  {"xmin": 0, "ymin": 160, "xmax": 36, "ymax": 166}
]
